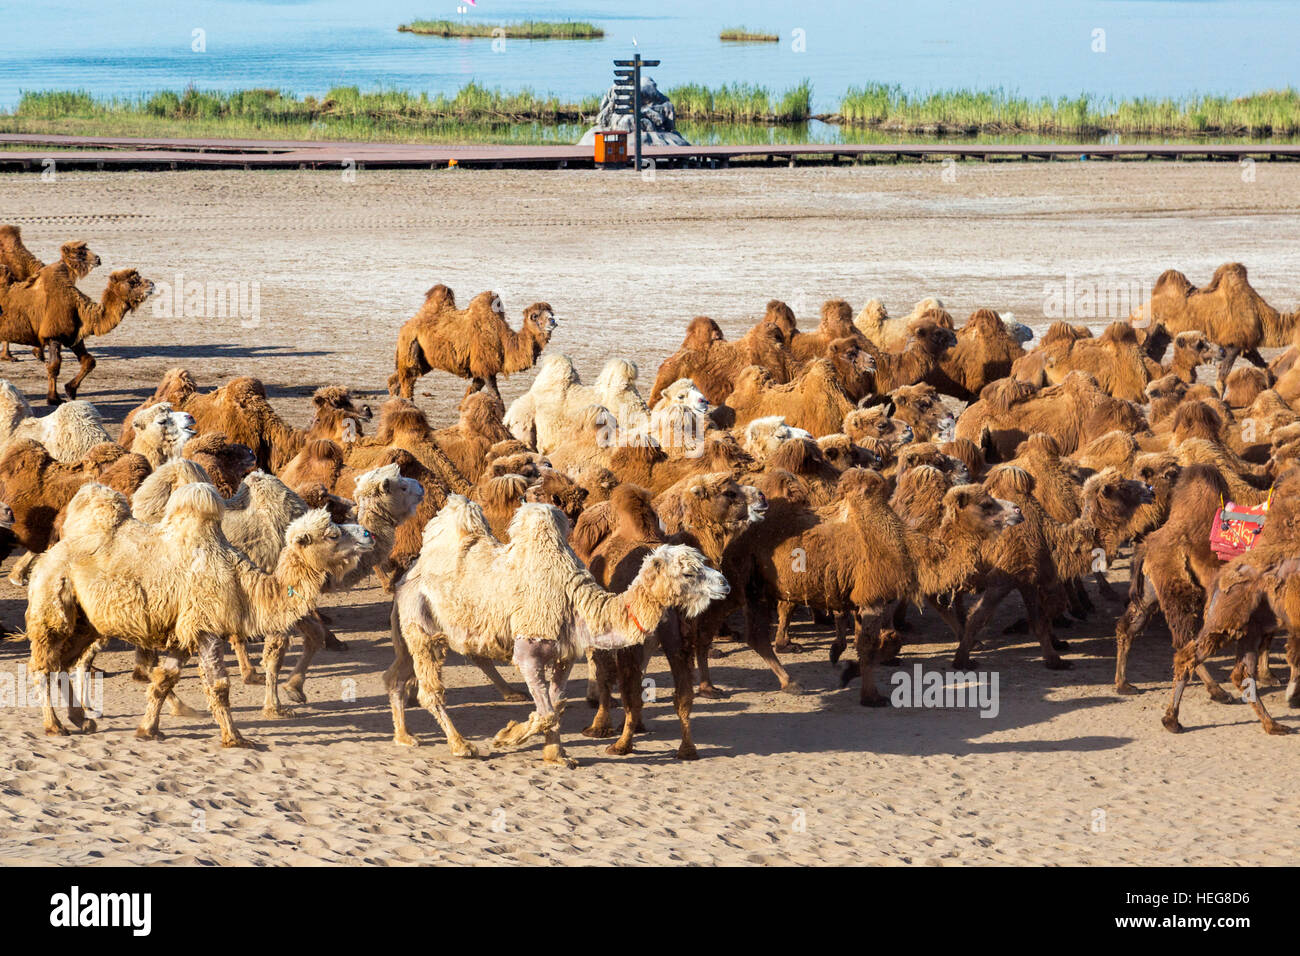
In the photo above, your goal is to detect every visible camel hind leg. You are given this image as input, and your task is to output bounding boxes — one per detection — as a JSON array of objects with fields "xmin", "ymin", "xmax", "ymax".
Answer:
[
  {"xmin": 472, "ymin": 657, "xmax": 527, "ymax": 701},
  {"xmin": 63, "ymin": 340, "xmax": 95, "ymax": 401},
  {"xmin": 194, "ymin": 633, "xmax": 255, "ymax": 748},
  {"xmin": 774, "ymin": 600, "xmax": 804, "ymax": 653},
  {"xmin": 284, "ymin": 615, "xmax": 326, "ymax": 705},
  {"xmin": 229, "ymin": 634, "xmax": 263, "ymax": 685},
  {"xmin": 42, "ymin": 340, "xmax": 62, "ymax": 405},
  {"xmin": 582, "ymin": 649, "xmax": 620, "ymax": 739}
]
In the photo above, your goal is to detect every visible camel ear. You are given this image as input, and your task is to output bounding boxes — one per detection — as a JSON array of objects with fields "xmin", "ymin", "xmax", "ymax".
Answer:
[{"xmin": 293, "ymin": 530, "xmax": 313, "ymax": 547}]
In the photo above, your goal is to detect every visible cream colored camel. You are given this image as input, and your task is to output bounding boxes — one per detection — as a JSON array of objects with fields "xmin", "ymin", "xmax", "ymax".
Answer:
[
  {"xmin": 386, "ymin": 496, "xmax": 729, "ymax": 765},
  {"xmin": 504, "ymin": 354, "xmax": 649, "ymax": 453},
  {"xmin": 25, "ymin": 482, "xmax": 370, "ymax": 746}
]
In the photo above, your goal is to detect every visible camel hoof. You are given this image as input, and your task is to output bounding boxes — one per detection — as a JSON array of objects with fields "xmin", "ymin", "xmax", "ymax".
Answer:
[
  {"xmin": 1115, "ymin": 682, "xmax": 1141, "ymax": 696},
  {"xmin": 450, "ymin": 739, "xmax": 480, "ymax": 758},
  {"xmin": 1045, "ymin": 657, "xmax": 1072, "ymax": 671},
  {"xmin": 828, "ymin": 643, "xmax": 847, "ymax": 665},
  {"xmin": 169, "ymin": 701, "xmax": 204, "ymax": 718},
  {"xmin": 1161, "ymin": 714, "xmax": 1184, "ymax": 734},
  {"xmin": 775, "ymin": 642, "xmax": 806, "ymax": 654},
  {"xmin": 860, "ymin": 695, "xmax": 890, "ymax": 708},
  {"xmin": 696, "ymin": 684, "xmax": 727, "ymax": 699},
  {"xmin": 542, "ymin": 746, "xmax": 578, "ymax": 768},
  {"xmin": 781, "ymin": 681, "xmax": 805, "ymax": 696},
  {"xmin": 130, "ymin": 669, "xmax": 151, "ymax": 683},
  {"xmin": 1264, "ymin": 722, "xmax": 1294, "ymax": 736},
  {"xmin": 241, "ymin": 671, "xmax": 265, "ymax": 686},
  {"xmin": 80, "ymin": 719, "xmax": 97, "ymax": 734},
  {"xmin": 605, "ymin": 741, "xmax": 633, "ymax": 756},
  {"xmin": 581, "ymin": 724, "xmax": 617, "ymax": 739},
  {"xmin": 284, "ymin": 684, "xmax": 307, "ymax": 705},
  {"xmin": 951, "ymin": 656, "xmax": 974, "ymax": 670},
  {"xmin": 501, "ymin": 690, "xmax": 529, "ymax": 703},
  {"xmin": 1257, "ymin": 673, "xmax": 1280, "ymax": 688},
  {"xmin": 45, "ymin": 724, "xmax": 70, "ymax": 737},
  {"xmin": 134, "ymin": 728, "xmax": 164, "ymax": 741},
  {"xmin": 707, "ymin": 648, "xmax": 725, "ymax": 659},
  {"xmin": 674, "ymin": 744, "xmax": 700, "ymax": 761},
  {"xmin": 393, "ymin": 733, "xmax": 420, "ymax": 747},
  {"xmin": 0, "ymin": 354, "xmax": 15, "ymax": 362},
  {"xmin": 262, "ymin": 704, "xmax": 297, "ymax": 719},
  {"xmin": 222, "ymin": 734, "xmax": 257, "ymax": 749},
  {"xmin": 324, "ymin": 639, "xmax": 348, "ymax": 653},
  {"xmin": 1051, "ymin": 638, "xmax": 1070, "ymax": 652}
]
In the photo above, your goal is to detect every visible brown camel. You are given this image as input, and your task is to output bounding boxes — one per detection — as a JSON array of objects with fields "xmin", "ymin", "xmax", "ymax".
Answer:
[
  {"xmin": 387, "ymin": 285, "xmax": 557, "ymax": 400},
  {"xmin": 120, "ymin": 370, "xmax": 372, "ymax": 473},
  {"xmin": 649, "ymin": 304, "xmax": 798, "ymax": 406},
  {"xmin": 0, "ymin": 261, "xmax": 153, "ymax": 405},
  {"xmin": 926, "ymin": 308, "xmax": 1032, "ymax": 402},
  {"xmin": 430, "ymin": 391, "xmax": 512, "ymax": 482},
  {"xmin": 1129, "ymin": 263, "xmax": 1300, "ymax": 386},
  {"xmin": 0, "ymin": 226, "xmax": 94, "ymax": 363}
]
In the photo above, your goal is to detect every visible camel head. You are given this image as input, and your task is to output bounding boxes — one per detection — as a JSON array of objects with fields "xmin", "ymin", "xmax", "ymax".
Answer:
[
  {"xmin": 132, "ymin": 401, "xmax": 197, "ymax": 459},
  {"xmin": 682, "ymin": 473, "xmax": 755, "ymax": 536},
  {"xmin": 742, "ymin": 415, "xmax": 813, "ymax": 461},
  {"xmin": 522, "ymin": 302, "xmax": 558, "ymax": 340},
  {"xmin": 60, "ymin": 241, "xmax": 100, "ymax": 280},
  {"xmin": 888, "ymin": 383, "xmax": 954, "ymax": 443},
  {"xmin": 817, "ymin": 434, "xmax": 880, "ymax": 472},
  {"xmin": 1173, "ymin": 330, "xmax": 1225, "ymax": 368},
  {"xmin": 1081, "ymin": 467, "xmax": 1156, "ymax": 528},
  {"xmin": 313, "ymin": 385, "xmax": 372, "ymax": 439},
  {"xmin": 106, "ymin": 268, "xmax": 156, "ymax": 312},
  {"xmin": 1223, "ymin": 366, "xmax": 1271, "ymax": 409},
  {"xmin": 942, "ymin": 484, "xmax": 1023, "ymax": 537},
  {"xmin": 740, "ymin": 484, "xmax": 767, "ymax": 524},
  {"xmin": 654, "ymin": 378, "xmax": 711, "ymax": 417},
  {"xmin": 906, "ymin": 319, "xmax": 958, "ymax": 358},
  {"xmin": 634, "ymin": 543, "xmax": 730, "ymax": 618},
  {"xmin": 827, "ymin": 336, "xmax": 876, "ymax": 379},
  {"xmin": 354, "ymin": 462, "xmax": 425, "ymax": 524},
  {"xmin": 283, "ymin": 507, "xmax": 374, "ymax": 581},
  {"xmin": 897, "ymin": 442, "xmax": 970, "ymax": 486},
  {"xmin": 184, "ymin": 433, "xmax": 258, "ymax": 490},
  {"xmin": 525, "ymin": 467, "xmax": 588, "ymax": 523},
  {"xmin": 0, "ymin": 500, "xmax": 13, "ymax": 531},
  {"xmin": 843, "ymin": 405, "xmax": 914, "ymax": 448}
]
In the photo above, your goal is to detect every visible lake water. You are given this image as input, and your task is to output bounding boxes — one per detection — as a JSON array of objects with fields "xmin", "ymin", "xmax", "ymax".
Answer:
[{"xmin": 0, "ymin": 0, "xmax": 1294, "ymax": 113}]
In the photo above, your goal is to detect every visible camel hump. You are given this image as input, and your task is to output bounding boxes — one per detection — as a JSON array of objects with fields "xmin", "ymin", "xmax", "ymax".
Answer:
[
  {"xmin": 986, "ymin": 464, "xmax": 1036, "ymax": 497},
  {"xmin": 1099, "ymin": 321, "xmax": 1138, "ymax": 347},
  {"xmin": 423, "ymin": 283, "xmax": 456, "ymax": 310},
  {"xmin": 835, "ymin": 466, "xmax": 887, "ymax": 500},
  {"xmin": 983, "ymin": 377, "xmax": 1037, "ymax": 413},
  {"xmin": 1152, "ymin": 268, "xmax": 1194, "ymax": 295}
]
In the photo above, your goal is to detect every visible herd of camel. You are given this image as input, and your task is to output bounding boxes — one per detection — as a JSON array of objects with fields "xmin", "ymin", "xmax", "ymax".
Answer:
[{"xmin": 3, "ymin": 222, "xmax": 1300, "ymax": 765}]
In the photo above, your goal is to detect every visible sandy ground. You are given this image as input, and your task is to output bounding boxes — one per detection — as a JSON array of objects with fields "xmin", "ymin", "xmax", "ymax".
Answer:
[{"xmin": 1, "ymin": 163, "xmax": 1300, "ymax": 865}]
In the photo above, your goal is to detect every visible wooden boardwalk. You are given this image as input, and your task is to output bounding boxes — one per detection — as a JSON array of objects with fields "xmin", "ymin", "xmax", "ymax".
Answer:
[{"xmin": 2, "ymin": 133, "xmax": 1298, "ymax": 171}]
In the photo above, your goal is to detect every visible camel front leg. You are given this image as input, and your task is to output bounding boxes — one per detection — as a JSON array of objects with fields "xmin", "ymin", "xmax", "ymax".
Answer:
[
  {"xmin": 63, "ymin": 340, "xmax": 95, "ymax": 401},
  {"xmin": 41, "ymin": 340, "xmax": 62, "ymax": 405},
  {"xmin": 743, "ymin": 601, "xmax": 802, "ymax": 695},
  {"xmin": 194, "ymin": 633, "xmax": 254, "ymax": 748},
  {"xmin": 1240, "ymin": 644, "xmax": 1292, "ymax": 735},
  {"xmin": 853, "ymin": 606, "xmax": 890, "ymax": 707},
  {"xmin": 493, "ymin": 637, "xmax": 575, "ymax": 766},
  {"xmin": 404, "ymin": 628, "xmax": 477, "ymax": 757},
  {"xmin": 0, "ymin": 341, "xmax": 13, "ymax": 362},
  {"xmin": 259, "ymin": 632, "xmax": 294, "ymax": 718},
  {"xmin": 953, "ymin": 580, "xmax": 1011, "ymax": 668},
  {"xmin": 137, "ymin": 651, "xmax": 186, "ymax": 740},
  {"xmin": 284, "ymin": 615, "xmax": 325, "ymax": 704}
]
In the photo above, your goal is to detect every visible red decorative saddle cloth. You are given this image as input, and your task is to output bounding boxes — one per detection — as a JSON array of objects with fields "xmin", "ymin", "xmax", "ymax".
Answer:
[{"xmin": 1209, "ymin": 492, "xmax": 1271, "ymax": 562}]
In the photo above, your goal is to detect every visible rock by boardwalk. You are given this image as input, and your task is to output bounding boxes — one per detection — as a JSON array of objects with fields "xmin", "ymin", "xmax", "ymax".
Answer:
[{"xmin": 578, "ymin": 76, "xmax": 690, "ymax": 148}]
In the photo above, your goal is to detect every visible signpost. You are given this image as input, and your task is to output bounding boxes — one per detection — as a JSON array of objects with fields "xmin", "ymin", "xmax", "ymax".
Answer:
[{"xmin": 612, "ymin": 54, "xmax": 659, "ymax": 171}]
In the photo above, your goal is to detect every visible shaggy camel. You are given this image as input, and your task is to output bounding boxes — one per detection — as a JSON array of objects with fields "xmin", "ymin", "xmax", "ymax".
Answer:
[
  {"xmin": 1111, "ymin": 463, "xmax": 1269, "ymax": 700},
  {"xmin": 429, "ymin": 392, "xmax": 512, "ymax": 482},
  {"xmin": 0, "ymin": 385, "xmax": 112, "ymax": 462},
  {"xmin": 785, "ymin": 299, "xmax": 862, "ymax": 365},
  {"xmin": 1129, "ymin": 263, "xmax": 1300, "ymax": 386},
  {"xmin": 1041, "ymin": 322, "xmax": 1158, "ymax": 402},
  {"xmin": 0, "ymin": 402, "xmax": 193, "ymax": 583},
  {"xmin": 386, "ymin": 496, "xmax": 728, "ymax": 765},
  {"xmin": 862, "ymin": 319, "xmax": 957, "ymax": 393},
  {"xmin": 746, "ymin": 471, "xmax": 1022, "ymax": 703},
  {"xmin": 723, "ymin": 358, "xmax": 864, "ymax": 437},
  {"xmin": 0, "ymin": 227, "xmax": 100, "ymax": 363},
  {"xmin": 25, "ymin": 482, "xmax": 370, "ymax": 743},
  {"xmin": 926, "ymin": 308, "xmax": 1033, "ymax": 402},
  {"xmin": 957, "ymin": 372, "xmax": 1149, "ymax": 459},
  {"xmin": 388, "ymin": 285, "xmax": 557, "ymax": 400},
  {"xmin": 953, "ymin": 466, "xmax": 1153, "ymax": 671},
  {"xmin": 853, "ymin": 297, "xmax": 945, "ymax": 351},
  {"xmin": 504, "ymin": 354, "xmax": 649, "ymax": 453},
  {"xmin": 344, "ymin": 397, "xmax": 470, "ymax": 495},
  {"xmin": 648, "ymin": 305, "xmax": 797, "ymax": 406},
  {"xmin": 121, "ymin": 370, "xmax": 372, "ymax": 473},
  {"xmin": 573, "ymin": 476, "xmax": 759, "ymax": 759}
]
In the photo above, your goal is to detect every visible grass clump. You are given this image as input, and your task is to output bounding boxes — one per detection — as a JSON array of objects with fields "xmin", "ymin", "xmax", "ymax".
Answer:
[
  {"xmin": 399, "ymin": 20, "xmax": 603, "ymax": 39},
  {"xmin": 720, "ymin": 27, "xmax": 778, "ymax": 42}
]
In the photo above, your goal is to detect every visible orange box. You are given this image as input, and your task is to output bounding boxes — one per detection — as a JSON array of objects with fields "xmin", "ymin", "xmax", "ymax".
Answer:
[{"xmin": 594, "ymin": 130, "xmax": 628, "ymax": 165}]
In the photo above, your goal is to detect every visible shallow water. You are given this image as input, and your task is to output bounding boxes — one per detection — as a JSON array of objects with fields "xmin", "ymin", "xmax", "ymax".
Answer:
[{"xmin": 2, "ymin": 0, "xmax": 1296, "ymax": 113}]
